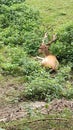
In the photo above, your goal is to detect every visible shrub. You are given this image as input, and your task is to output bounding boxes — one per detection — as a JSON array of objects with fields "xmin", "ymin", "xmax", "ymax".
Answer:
[
  {"xmin": 23, "ymin": 65, "xmax": 73, "ymax": 101},
  {"xmin": 0, "ymin": 2, "xmax": 42, "ymax": 55},
  {"xmin": 18, "ymin": 56, "xmax": 42, "ymax": 79},
  {"xmin": 0, "ymin": 0, "xmax": 25, "ymax": 6},
  {"xmin": 24, "ymin": 77, "xmax": 63, "ymax": 101},
  {"xmin": 0, "ymin": 46, "xmax": 26, "ymax": 75},
  {"xmin": 0, "ymin": 46, "xmax": 42, "ymax": 77},
  {"xmin": 50, "ymin": 23, "xmax": 73, "ymax": 63}
]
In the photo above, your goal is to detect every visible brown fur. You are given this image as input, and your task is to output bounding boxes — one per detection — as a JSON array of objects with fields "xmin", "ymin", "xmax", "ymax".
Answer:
[{"xmin": 38, "ymin": 44, "xmax": 59, "ymax": 70}]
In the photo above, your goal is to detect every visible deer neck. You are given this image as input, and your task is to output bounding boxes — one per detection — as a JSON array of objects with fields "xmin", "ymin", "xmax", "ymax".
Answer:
[{"xmin": 44, "ymin": 49, "xmax": 51, "ymax": 56}]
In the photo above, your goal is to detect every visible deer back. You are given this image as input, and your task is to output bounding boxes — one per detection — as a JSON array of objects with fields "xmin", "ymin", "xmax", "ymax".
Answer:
[{"xmin": 41, "ymin": 55, "xmax": 59, "ymax": 70}]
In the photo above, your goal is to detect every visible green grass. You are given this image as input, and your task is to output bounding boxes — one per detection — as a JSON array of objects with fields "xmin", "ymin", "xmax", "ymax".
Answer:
[{"xmin": 26, "ymin": 0, "xmax": 73, "ymax": 32}]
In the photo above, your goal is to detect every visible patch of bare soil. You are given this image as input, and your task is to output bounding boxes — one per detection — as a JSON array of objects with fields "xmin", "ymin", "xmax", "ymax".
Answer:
[
  {"xmin": 0, "ymin": 76, "xmax": 73, "ymax": 122},
  {"xmin": 41, "ymin": 98, "xmax": 73, "ymax": 114},
  {"xmin": 0, "ymin": 99, "xmax": 73, "ymax": 122},
  {"xmin": 0, "ymin": 76, "xmax": 25, "ymax": 106}
]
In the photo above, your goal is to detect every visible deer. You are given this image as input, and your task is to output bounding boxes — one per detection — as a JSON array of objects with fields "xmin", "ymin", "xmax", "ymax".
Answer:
[{"xmin": 37, "ymin": 33, "xmax": 59, "ymax": 71}]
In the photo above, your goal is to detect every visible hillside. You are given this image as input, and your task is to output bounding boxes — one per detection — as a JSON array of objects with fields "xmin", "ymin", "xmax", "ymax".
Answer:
[
  {"xmin": 26, "ymin": 0, "xmax": 73, "ymax": 31},
  {"xmin": 0, "ymin": 0, "xmax": 73, "ymax": 129}
]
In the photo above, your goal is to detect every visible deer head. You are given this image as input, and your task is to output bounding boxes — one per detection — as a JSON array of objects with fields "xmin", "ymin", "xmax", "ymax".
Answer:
[
  {"xmin": 38, "ymin": 43, "xmax": 49, "ymax": 56},
  {"xmin": 38, "ymin": 33, "xmax": 57, "ymax": 56}
]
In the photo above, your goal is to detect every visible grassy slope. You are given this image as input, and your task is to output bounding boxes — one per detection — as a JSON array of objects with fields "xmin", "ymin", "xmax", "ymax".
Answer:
[
  {"xmin": 0, "ymin": 0, "xmax": 73, "ymax": 129},
  {"xmin": 26, "ymin": 0, "xmax": 73, "ymax": 31},
  {"xmin": 0, "ymin": 0, "xmax": 73, "ymax": 113},
  {"xmin": 0, "ymin": 1, "xmax": 73, "ymax": 100}
]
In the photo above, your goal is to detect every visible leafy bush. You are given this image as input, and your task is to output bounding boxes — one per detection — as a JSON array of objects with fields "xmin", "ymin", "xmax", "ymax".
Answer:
[
  {"xmin": 18, "ymin": 56, "xmax": 42, "ymax": 80},
  {"xmin": 0, "ymin": 2, "xmax": 42, "ymax": 55},
  {"xmin": 23, "ymin": 65, "xmax": 73, "ymax": 101},
  {"xmin": 24, "ymin": 77, "xmax": 63, "ymax": 101},
  {"xmin": 50, "ymin": 23, "xmax": 73, "ymax": 63},
  {"xmin": 0, "ymin": 0, "xmax": 25, "ymax": 6},
  {"xmin": 0, "ymin": 46, "xmax": 42, "ymax": 77},
  {"xmin": 0, "ymin": 46, "xmax": 25, "ymax": 75}
]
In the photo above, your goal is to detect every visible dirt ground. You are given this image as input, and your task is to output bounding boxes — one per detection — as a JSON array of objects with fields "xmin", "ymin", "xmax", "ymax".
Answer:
[{"xmin": 0, "ymin": 76, "xmax": 73, "ymax": 122}]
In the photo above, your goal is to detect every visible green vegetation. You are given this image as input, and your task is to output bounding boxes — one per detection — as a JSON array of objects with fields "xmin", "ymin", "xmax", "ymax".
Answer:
[
  {"xmin": 0, "ymin": 0, "xmax": 73, "ymax": 129},
  {"xmin": 25, "ymin": 0, "xmax": 73, "ymax": 31},
  {"xmin": 24, "ymin": 65, "xmax": 72, "ymax": 101},
  {"xmin": 0, "ymin": 0, "xmax": 73, "ymax": 103},
  {"xmin": 0, "ymin": 0, "xmax": 42, "ymax": 55},
  {"xmin": 0, "ymin": 0, "xmax": 73, "ymax": 102}
]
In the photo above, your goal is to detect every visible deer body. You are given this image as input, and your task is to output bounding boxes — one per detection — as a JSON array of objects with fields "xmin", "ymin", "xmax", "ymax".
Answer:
[
  {"xmin": 38, "ymin": 39, "xmax": 59, "ymax": 70},
  {"xmin": 41, "ymin": 55, "xmax": 59, "ymax": 70}
]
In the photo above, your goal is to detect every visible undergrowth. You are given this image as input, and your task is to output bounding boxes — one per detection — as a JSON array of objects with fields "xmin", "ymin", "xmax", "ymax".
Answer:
[{"xmin": 0, "ymin": 0, "xmax": 73, "ymax": 102}]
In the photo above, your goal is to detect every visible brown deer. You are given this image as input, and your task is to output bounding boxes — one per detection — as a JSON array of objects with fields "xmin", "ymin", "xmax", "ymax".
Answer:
[{"xmin": 38, "ymin": 33, "xmax": 59, "ymax": 71}]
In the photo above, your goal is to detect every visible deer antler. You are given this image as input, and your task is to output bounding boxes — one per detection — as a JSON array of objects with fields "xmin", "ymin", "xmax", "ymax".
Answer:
[
  {"xmin": 42, "ymin": 33, "xmax": 57, "ymax": 46},
  {"xmin": 46, "ymin": 34, "xmax": 57, "ymax": 46},
  {"xmin": 42, "ymin": 32, "xmax": 48, "ymax": 44}
]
